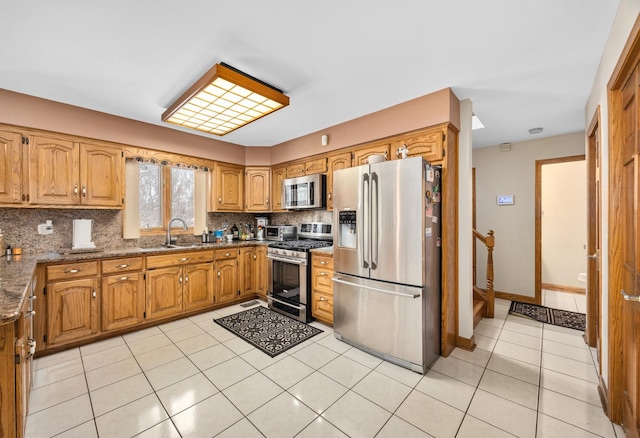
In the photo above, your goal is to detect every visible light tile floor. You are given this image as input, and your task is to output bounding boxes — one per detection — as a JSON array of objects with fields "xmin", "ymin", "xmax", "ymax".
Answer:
[{"xmin": 25, "ymin": 293, "xmax": 623, "ymax": 437}]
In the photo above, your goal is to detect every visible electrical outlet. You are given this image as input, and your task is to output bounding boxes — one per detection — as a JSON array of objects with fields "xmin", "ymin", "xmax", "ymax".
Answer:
[{"xmin": 37, "ymin": 221, "xmax": 53, "ymax": 235}]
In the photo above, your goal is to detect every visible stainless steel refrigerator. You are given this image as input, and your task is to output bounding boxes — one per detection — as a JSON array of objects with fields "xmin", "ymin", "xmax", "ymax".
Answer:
[{"xmin": 332, "ymin": 156, "xmax": 441, "ymax": 374}]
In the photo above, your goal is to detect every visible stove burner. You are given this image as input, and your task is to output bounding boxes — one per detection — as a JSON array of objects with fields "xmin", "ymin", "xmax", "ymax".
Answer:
[{"xmin": 268, "ymin": 240, "xmax": 332, "ymax": 251}]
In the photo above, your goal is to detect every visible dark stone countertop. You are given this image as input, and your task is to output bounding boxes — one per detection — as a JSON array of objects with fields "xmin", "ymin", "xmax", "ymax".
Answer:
[{"xmin": 0, "ymin": 240, "xmax": 271, "ymax": 324}]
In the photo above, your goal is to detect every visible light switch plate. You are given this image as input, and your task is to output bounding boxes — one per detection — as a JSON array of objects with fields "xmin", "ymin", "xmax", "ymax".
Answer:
[{"xmin": 497, "ymin": 195, "xmax": 514, "ymax": 205}]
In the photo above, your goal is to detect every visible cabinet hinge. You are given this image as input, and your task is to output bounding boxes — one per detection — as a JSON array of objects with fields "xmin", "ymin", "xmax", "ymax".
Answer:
[
  {"xmin": 43, "ymin": 335, "xmax": 47, "ymax": 343},
  {"xmin": 143, "ymin": 273, "xmax": 146, "ymax": 280},
  {"xmin": 121, "ymin": 151, "xmax": 124, "ymax": 157},
  {"xmin": 442, "ymin": 132, "xmax": 446, "ymax": 142},
  {"xmin": 43, "ymin": 287, "xmax": 47, "ymax": 296},
  {"xmin": 143, "ymin": 311, "xmax": 146, "ymax": 318},
  {"xmin": 122, "ymin": 197, "xmax": 125, "ymax": 204},
  {"xmin": 15, "ymin": 354, "xmax": 20, "ymax": 365},
  {"xmin": 351, "ymin": 152, "xmax": 354, "ymax": 160},
  {"xmin": 22, "ymin": 136, "xmax": 29, "ymax": 145}
]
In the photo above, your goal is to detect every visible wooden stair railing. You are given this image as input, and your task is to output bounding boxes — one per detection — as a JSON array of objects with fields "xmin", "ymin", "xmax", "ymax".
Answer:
[{"xmin": 472, "ymin": 229, "xmax": 495, "ymax": 325}]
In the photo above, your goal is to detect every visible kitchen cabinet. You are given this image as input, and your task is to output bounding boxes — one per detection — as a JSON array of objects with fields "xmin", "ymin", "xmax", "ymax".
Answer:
[
  {"xmin": 101, "ymin": 257, "xmax": 145, "ymax": 332},
  {"xmin": 392, "ymin": 126, "xmax": 445, "ymax": 163},
  {"xmin": 0, "ymin": 128, "xmax": 26, "ymax": 205},
  {"xmin": 286, "ymin": 157, "xmax": 327, "ymax": 178},
  {"xmin": 0, "ymin": 295, "xmax": 32, "ymax": 438},
  {"xmin": 352, "ymin": 143, "xmax": 390, "ymax": 166},
  {"xmin": 146, "ymin": 250, "xmax": 214, "ymax": 320},
  {"xmin": 215, "ymin": 249, "xmax": 239, "ymax": 304},
  {"xmin": 46, "ymin": 261, "xmax": 100, "ymax": 346},
  {"xmin": 271, "ymin": 165, "xmax": 286, "ymax": 211},
  {"xmin": 244, "ymin": 167, "xmax": 270, "ymax": 212},
  {"xmin": 255, "ymin": 245, "xmax": 269, "ymax": 298},
  {"xmin": 29, "ymin": 136, "xmax": 123, "ymax": 207},
  {"xmin": 239, "ymin": 247, "xmax": 255, "ymax": 298},
  {"xmin": 210, "ymin": 163, "xmax": 244, "ymax": 211},
  {"xmin": 311, "ymin": 253, "xmax": 334, "ymax": 325},
  {"xmin": 326, "ymin": 152, "xmax": 352, "ymax": 210}
]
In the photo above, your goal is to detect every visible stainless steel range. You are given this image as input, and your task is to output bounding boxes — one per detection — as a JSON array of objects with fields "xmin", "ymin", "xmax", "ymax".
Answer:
[{"xmin": 267, "ymin": 223, "xmax": 332, "ymax": 322}]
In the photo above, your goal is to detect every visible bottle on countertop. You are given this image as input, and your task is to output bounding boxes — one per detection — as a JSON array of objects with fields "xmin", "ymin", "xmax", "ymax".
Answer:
[
  {"xmin": 202, "ymin": 229, "xmax": 208, "ymax": 243},
  {"xmin": 231, "ymin": 224, "xmax": 239, "ymax": 240},
  {"xmin": 6, "ymin": 245, "xmax": 12, "ymax": 256}
]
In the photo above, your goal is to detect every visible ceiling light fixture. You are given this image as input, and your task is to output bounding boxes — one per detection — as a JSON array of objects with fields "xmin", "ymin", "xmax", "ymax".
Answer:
[
  {"xmin": 528, "ymin": 127, "xmax": 543, "ymax": 135},
  {"xmin": 471, "ymin": 114, "xmax": 485, "ymax": 130},
  {"xmin": 162, "ymin": 62, "xmax": 289, "ymax": 136}
]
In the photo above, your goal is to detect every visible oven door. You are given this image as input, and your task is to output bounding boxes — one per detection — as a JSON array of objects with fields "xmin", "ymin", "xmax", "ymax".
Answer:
[{"xmin": 267, "ymin": 253, "xmax": 308, "ymax": 322}]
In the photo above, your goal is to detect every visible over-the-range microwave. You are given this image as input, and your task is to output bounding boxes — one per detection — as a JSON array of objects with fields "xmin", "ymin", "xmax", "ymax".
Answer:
[{"xmin": 283, "ymin": 174, "xmax": 326, "ymax": 210}]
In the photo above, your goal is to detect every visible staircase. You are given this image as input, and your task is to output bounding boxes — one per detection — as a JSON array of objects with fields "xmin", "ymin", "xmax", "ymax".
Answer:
[{"xmin": 473, "ymin": 229, "xmax": 495, "ymax": 327}]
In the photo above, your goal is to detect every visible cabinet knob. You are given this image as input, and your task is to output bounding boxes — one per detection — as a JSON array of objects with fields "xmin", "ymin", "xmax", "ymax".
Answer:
[
  {"xmin": 179, "ymin": 276, "xmax": 183, "ymax": 284},
  {"xmin": 82, "ymin": 186, "xmax": 87, "ymax": 197},
  {"xmin": 92, "ymin": 289, "xmax": 97, "ymax": 299},
  {"xmin": 118, "ymin": 276, "xmax": 128, "ymax": 281},
  {"xmin": 224, "ymin": 253, "xmax": 230, "ymax": 257},
  {"xmin": 65, "ymin": 269, "xmax": 81, "ymax": 274},
  {"xmin": 266, "ymin": 198, "xmax": 269, "ymax": 205},
  {"xmin": 319, "ymin": 297, "xmax": 327, "ymax": 301},
  {"xmin": 328, "ymin": 193, "xmax": 332, "ymax": 201},
  {"xmin": 74, "ymin": 184, "xmax": 78, "ymax": 195},
  {"xmin": 253, "ymin": 255, "xmax": 257, "ymax": 260},
  {"xmin": 28, "ymin": 295, "xmax": 37, "ymax": 301},
  {"xmin": 320, "ymin": 261, "xmax": 327, "ymax": 265},
  {"xmin": 218, "ymin": 197, "xmax": 222, "ymax": 203},
  {"xmin": 117, "ymin": 264, "xmax": 130, "ymax": 269},
  {"xmin": 217, "ymin": 271, "xmax": 221, "ymax": 277},
  {"xmin": 185, "ymin": 275, "xmax": 189, "ymax": 284},
  {"xmin": 319, "ymin": 272, "xmax": 327, "ymax": 276},
  {"xmin": 178, "ymin": 257, "xmax": 189, "ymax": 262},
  {"xmin": 25, "ymin": 310, "xmax": 36, "ymax": 318}
]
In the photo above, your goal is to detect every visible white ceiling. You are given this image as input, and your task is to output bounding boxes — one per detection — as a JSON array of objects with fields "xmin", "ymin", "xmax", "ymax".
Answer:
[{"xmin": 0, "ymin": 0, "xmax": 620, "ymax": 148}]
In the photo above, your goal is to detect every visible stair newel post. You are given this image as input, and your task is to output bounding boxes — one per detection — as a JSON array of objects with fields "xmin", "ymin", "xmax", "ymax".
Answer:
[{"xmin": 485, "ymin": 230, "xmax": 495, "ymax": 318}]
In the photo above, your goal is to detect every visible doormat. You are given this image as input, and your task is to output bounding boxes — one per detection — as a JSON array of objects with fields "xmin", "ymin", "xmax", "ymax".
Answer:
[
  {"xmin": 509, "ymin": 301, "xmax": 585, "ymax": 331},
  {"xmin": 214, "ymin": 306, "xmax": 323, "ymax": 357},
  {"xmin": 239, "ymin": 300, "xmax": 261, "ymax": 308}
]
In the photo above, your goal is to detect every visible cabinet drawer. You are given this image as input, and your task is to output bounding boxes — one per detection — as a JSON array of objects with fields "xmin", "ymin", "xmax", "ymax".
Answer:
[
  {"xmin": 312, "ymin": 254, "xmax": 334, "ymax": 270},
  {"xmin": 286, "ymin": 163, "xmax": 305, "ymax": 178},
  {"xmin": 215, "ymin": 249, "xmax": 238, "ymax": 261},
  {"xmin": 312, "ymin": 267, "xmax": 334, "ymax": 294},
  {"xmin": 46, "ymin": 261, "xmax": 99, "ymax": 282},
  {"xmin": 312, "ymin": 291, "xmax": 333, "ymax": 324},
  {"xmin": 102, "ymin": 257, "xmax": 143, "ymax": 274},
  {"xmin": 305, "ymin": 157, "xmax": 327, "ymax": 174},
  {"xmin": 147, "ymin": 250, "xmax": 214, "ymax": 269}
]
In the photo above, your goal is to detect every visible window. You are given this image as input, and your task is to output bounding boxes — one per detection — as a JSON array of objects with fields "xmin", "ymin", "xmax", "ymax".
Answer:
[{"xmin": 138, "ymin": 163, "xmax": 195, "ymax": 232}]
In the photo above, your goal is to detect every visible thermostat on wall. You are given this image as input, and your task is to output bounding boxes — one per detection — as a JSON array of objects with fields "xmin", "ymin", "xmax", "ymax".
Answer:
[{"xmin": 497, "ymin": 195, "xmax": 514, "ymax": 205}]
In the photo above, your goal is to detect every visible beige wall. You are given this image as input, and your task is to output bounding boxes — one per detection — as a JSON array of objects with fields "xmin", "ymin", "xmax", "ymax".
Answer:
[
  {"xmin": 541, "ymin": 160, "xmax": 587, "ymax": 288},
  {"xmin": 473, "ymin": 132, "xmax": 585, "ymax": 298},
  {"xmin": 584, "ymin": 0, "xmax": 640, "ymax": 383},
  {"xmin": 0, "ymin": 87, "xmax": 458, "ymax": 167}
]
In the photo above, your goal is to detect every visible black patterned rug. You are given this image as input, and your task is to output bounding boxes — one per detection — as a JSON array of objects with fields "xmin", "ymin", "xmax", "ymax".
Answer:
[
  {"xmin": 509, "ymin": 301, "xmax": 586, "ymax": 331},
  {"xmin": 213, "ymin": 306, "xmax": 323, "ymax": 357}
]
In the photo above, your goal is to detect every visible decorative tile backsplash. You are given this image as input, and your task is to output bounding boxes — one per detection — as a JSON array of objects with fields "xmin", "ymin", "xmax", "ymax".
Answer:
[{"xmin": 0, "ymin": 208, "xmax": 334, "ymax": 254}]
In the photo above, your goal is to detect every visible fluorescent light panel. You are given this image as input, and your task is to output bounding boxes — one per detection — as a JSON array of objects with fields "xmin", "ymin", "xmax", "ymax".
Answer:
[{"xmin": 162, "ymin": 63, "xmax": 289, "ymax": 136}]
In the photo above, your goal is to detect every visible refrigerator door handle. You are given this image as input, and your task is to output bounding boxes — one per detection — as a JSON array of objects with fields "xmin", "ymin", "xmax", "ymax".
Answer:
[
  {"xmin": 371, "ymin": 171, "xmax": 379, "ymax": 270},
  {"xmin": 331, "ymin": 276, "xmax": 421, "ymax": 298},
  {"xmin": 362, "ymin": 172, "xmax": 370, "ymax": 269}
]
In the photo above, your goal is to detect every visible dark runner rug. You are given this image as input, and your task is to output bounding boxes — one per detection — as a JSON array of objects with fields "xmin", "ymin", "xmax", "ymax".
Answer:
[
  {"xmin": 214, "ymin": 306, "xmax": 323, "ymax": 357},
  {"xmin": 509, "ymin": 301, "xmax": 585, "ymax": 331}
]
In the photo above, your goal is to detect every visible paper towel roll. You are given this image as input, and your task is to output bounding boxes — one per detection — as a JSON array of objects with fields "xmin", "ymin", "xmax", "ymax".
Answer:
[{"xmin": 72, "ymin": 219, "xmax": 96, "ymax": 249}]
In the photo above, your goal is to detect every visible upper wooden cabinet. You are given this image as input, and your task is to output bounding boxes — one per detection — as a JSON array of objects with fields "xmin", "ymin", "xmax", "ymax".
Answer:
[
  {"xmin": 326, "ymin": 152, "xmax": 352, "ymax": 210},
  {"xmin": 210, "ymin": 163, "xmax": 244, "ymax": 211},
  {"xmin": 271, "ymin": 166, "xmax": 286, "ymax": 211},
  {"xmin": 352, "ymin": 143, "xmax": 390, "ymax": 166},
  {"xmin": 392, "ymin": 126, "xmax": 445, "ymax": 163},
  {"xmin": 0, "ymin": 128, "xmax": 26, "ymax": 205},
  {"xmin": 28, "ymin": 136, "xmax": 123, "ymax": 207},
  {"xmin": 286, "ymin": 157, "xmax": 327, "ymax": 178},
  {"xmin": 245, "ymin": 167, "xmax": 270, "ymax": 212}
]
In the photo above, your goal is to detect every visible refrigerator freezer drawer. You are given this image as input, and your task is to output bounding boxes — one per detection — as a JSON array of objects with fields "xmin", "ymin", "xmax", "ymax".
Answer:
[{"xmin": 332, "ymin": 275, "xmax": 424, "ymax": 369}]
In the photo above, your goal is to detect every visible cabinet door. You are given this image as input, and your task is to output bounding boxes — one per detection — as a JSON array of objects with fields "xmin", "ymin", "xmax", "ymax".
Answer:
[
  {"xmin": 212, "ymin": 164, "xmax": 243, "ymax": 211},
  {"xmin": 271, "ymin": 166, "xmax": 286, "ymax": 211},
  {"xmin": 352, "ymin": 143, "xmax": 390, "ymax": 166},
  {"xmin": 101, "ymin": 273, "xmax": 145, "ymax": 332},
  {"xmin": 184, "ymin": 263, "xmax": 214, "ymax": 311},
  {"xmin": 305, "ymin": 157, "xmax": 327, "ymax": 175},
  {"xmin": 145, "ymin": 267, "xmax": 183, "ymax": 321},
  {"xmin": 255, "ymin": 246, "xmax": 269, "ymax": 298},
  {"xmin": 286, "ymin": 163, "xmax": 305, "ymax": 178},
  {"xmin": 47, "ymin": 278, "xmax": 99, "ymax": 346},
  {"xmin": 15, "ymin": 301, "xmax": 30, "ymax": 438},
  {"xmin": 79, "ymin": 142, "xmax": 123, "ymax": 207},
  {"xmin": 216, "ymin": 258, "xmax": 238, "ymax": 304},
  {"xmin": 393, "ymin": 127, "xmax": 444, "ymax": 162},
  {"xmin": 245, "ymin": 168, "xmax": 271, "ymax": 212},
  {"xmin": 0, "ymin": 129, "xmax": 24, "ymax": 204},
  {"xmin": 326, "ymin": 152, "xmax": 352, "ymax": 210},
  {"xmin": 29, "ymin": 135, "xmax": 79, "ymax": 205},
  {"xmin": 239, "ymin": 247, "xmax": 255, "ymax": 297},
  {"xmin": 311, "ymin": 291, "xmax": 334, "ymax": 325}
]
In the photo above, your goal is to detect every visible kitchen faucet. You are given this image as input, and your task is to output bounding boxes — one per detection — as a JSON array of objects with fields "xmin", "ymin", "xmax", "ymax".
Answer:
[{"xmin": 166, "ymin": 217, "xmax": 188, "ymax": 247}]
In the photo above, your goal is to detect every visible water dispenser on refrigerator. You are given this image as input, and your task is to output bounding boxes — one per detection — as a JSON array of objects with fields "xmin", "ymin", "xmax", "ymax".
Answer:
[{"xmin": 338, "ymin": 210, "xmax": 357, "ymax": 249}]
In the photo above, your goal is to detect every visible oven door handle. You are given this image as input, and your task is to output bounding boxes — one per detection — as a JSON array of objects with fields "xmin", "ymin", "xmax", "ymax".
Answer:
[
  {"xmin": 268, "ymin": 294, "xmax": 305, "ymax": 310},
  {"xmin": 266, "ymin": 254, "xmax": 307, "ymax": 265}
]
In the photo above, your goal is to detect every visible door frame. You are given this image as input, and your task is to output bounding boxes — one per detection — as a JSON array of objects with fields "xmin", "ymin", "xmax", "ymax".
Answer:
[
  {"xmin": 585, "ymin": 106, "xmax": 602, "ymax": 361},
  {"xmin": 606, "ymin": 14, "xmax": 640, "ymax": 425},
  {"xmin": 534, "ymin": 155, "xmax": 586, "ymax": 306}
]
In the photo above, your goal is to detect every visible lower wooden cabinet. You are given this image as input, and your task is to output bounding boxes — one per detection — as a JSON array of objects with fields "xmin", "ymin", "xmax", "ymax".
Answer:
[
  {"xmin": 102, "ymin": 272, "xmax": 145, "ymax": 332},
  {"xmin": 47, "ymin": 277, "xmax": 100, "ymax": 346},
  {"xmin": 239, "ymin": 247, "xmax": 255, "ymax": 298},
  {"xmin": 255, "ymin": 246, "xmax": 269, "ymax": 298},
  {"xmin": 183, "ymin": 263, "xmax": 214, "ymax": 311},
  {"xmin": 311, "ymin": 252, "xmax": 334, "ymax": 325},
  {"xmin": 145, "ymin": 266, "xmax": 184, "ymax": 321},
  {"xmin": 216, "ymin": 258, "xmax": 238, "ymax": 304}
]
